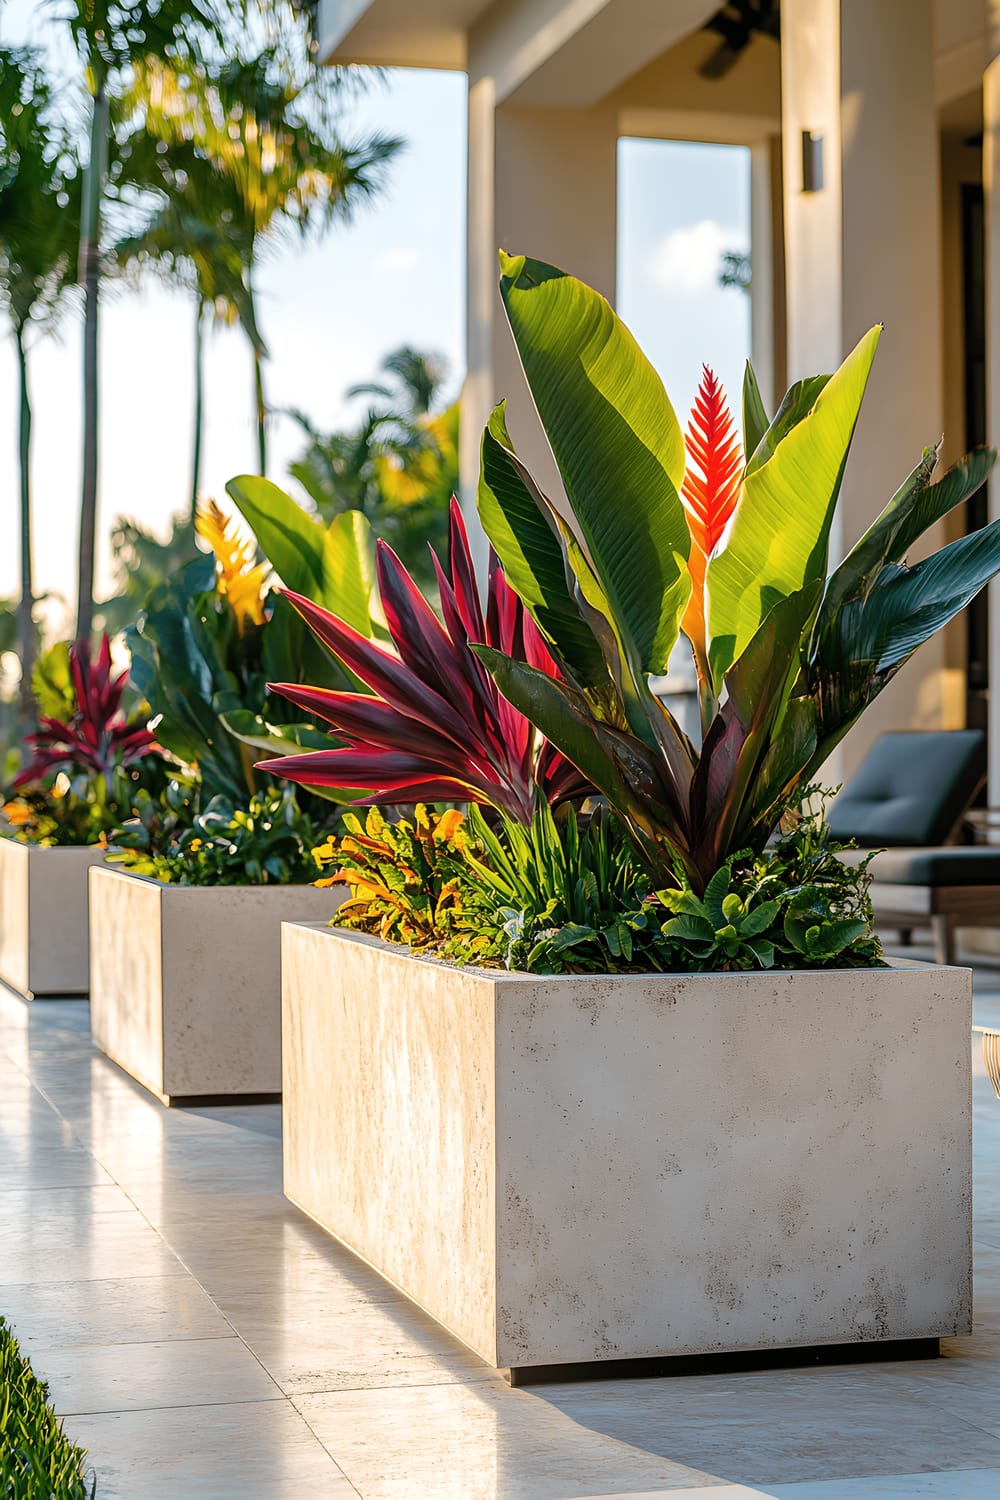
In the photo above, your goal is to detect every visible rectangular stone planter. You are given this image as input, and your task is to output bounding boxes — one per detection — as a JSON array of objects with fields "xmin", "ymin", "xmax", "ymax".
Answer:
[
  {"xmin": 281, "ymin": 923, "xmax": 972, "ymax": 1376},
  {"xmin": 89, "ymin": 867, "xmax": 341, "ymax": 1104},
  {"xmin": 0, "ymin": 837, "xmax": 107, "ymax": 999}
]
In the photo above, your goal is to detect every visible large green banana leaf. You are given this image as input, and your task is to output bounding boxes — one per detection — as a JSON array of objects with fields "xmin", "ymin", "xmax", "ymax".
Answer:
[
  {"xmin": 741, "ymin": 361, "xmax": 771, "ymax": 463},
  {"xmin": 689, "ymin": 583, "xmax": 822, "ymax": 872},
  {"xmin": 706, "ymin": 327, "xmax": 880, "ymax": 686},
  {"xmin": 472, "ymin": 643, "xmax": 697, "ymax": 881},
  {"xmin": 818, "ymin": 444, "xmax": 996, "ymax": 631},
  {"xmin": 808, "ymin": 516, "xmax": 1000, "ymax": 766},
  {"xmin": 477, "ymin": 403, "xmax": 608, "ymax": 689},
  {"xmin": 498, "ymin": 251, "xmax": 691, "ymax": 677},
  {"xmin": 226, "ymin": 474, "xmax": 384, "ymax": 639},
  {"xmin": 854, "ymin": 519, "xmax": 1000, "ymax": 673}
]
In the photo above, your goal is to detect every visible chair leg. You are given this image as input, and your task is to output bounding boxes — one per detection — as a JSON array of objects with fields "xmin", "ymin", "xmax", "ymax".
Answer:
[{"xmin": 931, "ymin": 914, "xmax": 955, "ymax": 966}]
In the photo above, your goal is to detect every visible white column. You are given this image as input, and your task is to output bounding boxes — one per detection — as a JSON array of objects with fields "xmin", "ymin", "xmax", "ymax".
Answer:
[
  {"xmin": 782, "ymin": 0, "xmax": 949, "ymax": 780},
  {"xmin": 460, "ymin": 74, "xmax": 617, "ymax": 572}
]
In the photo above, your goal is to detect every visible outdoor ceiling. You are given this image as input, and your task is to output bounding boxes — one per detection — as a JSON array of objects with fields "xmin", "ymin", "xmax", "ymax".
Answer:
[
  {"xmin": 318, "ymin": 0, "xmax": 721, "ymax": 109},
  {"xmin": 316, "ymin": 0, "xmax": 494, "ymax": 69}
]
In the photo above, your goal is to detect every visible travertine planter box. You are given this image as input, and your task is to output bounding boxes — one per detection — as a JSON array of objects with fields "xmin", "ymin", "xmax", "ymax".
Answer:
[
  {"xmin": 282, "ymin": 924, "xmax": 972, "ymax": 1375},
  {"xmin": 0, "ymin": 837, "xmax": 107, "ymax": 998},
  {"xmin": 90, "ymin": 867, "xmax": 340, "ymax": 1103}
]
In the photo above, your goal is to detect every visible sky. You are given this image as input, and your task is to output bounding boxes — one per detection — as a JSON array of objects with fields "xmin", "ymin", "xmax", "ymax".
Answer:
[{"xmin": 0, "ymin": 1, "xmax": 750, "ymax": 631}]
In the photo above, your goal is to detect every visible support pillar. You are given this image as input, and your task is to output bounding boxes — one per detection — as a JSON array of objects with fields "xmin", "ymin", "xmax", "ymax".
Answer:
[
  {"xmin": 461, "ymin": 71, "xmax": 617, "ymax": 572},
  {"xmin": 985, "ymin": 6, "xmax": 1000, "ymax": 800},
  {"xmin": 782, "ymin": 0, "xmax": 950, "ymax": 780}
]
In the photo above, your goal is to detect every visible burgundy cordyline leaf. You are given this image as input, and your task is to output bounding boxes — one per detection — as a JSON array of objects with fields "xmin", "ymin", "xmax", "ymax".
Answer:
[
  {"xmin": 262, "ymin": 496, "xmax": 594, "ymax": 820},
  {"xmin": 13, "ymin": 636, "xmax": 162, "ymax": 793}
]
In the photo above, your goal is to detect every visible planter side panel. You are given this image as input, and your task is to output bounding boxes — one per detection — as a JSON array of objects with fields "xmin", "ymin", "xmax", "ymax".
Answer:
[
  {"xmin": 161, "ymin": 887, "xmax": 337, "ymax": 1098},
  {"xmin": 282, "ymin": 926, "xmax": 498, "ymax": 1364},
  {"xmin": 494, "ymin": 965, "xmax": 973, "ymax": 1368},
  {"xmin": 89, "ymin": 868, "xmax": 165, "ymax": 1094},
  {"xmin": 0, "ymin": 838, "xmax": 30, "ymax": 997},
  {"xmin": 28, "ymin": 847, "xmax": 106, "ymax": 995}
]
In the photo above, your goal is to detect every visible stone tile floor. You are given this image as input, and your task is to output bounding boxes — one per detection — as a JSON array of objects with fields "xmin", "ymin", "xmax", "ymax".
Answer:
[{"xmin": 0, "ymin": 942, "xmax": 997, "ymax": 1499}]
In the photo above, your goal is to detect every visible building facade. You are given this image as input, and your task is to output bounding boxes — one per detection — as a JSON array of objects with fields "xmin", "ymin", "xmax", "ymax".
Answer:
[{"xmin": 318, "ymin": 0, "xmax": 997, "ymax": 784}]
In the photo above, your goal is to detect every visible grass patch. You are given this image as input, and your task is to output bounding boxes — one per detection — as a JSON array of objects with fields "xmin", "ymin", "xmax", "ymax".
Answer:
[{"xmin": 1, "ymin": 1317, "xmax": 94, "ymax": 1498}]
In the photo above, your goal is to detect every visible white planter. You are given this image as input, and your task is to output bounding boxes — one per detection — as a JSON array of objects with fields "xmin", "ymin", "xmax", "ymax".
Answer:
[
  {"xmin": 0, "ymin": 838, "xmax": 107, "ymax": 998},
  {"xmin": 89, "ymin": 866, "xmax": 341, "ymax": 1103},
  {"xmin": 281, "ymin": 924, "xmax": 972, "ymax": 1376}
]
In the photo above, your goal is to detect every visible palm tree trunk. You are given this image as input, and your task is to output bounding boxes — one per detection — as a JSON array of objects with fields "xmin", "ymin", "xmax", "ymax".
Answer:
[
  {"xmin": 254, "ymin": 345, "xmax": 267, "ymax": 476},
  {"xmin": 247, "ymin": 273, "xmax": 267, "ymax": 476},
  {"xmin": 76, "ymin": 81, "xmax": 108, "ymax": 645},
  {"xmin": 191, "ymin": 300, "xmax": 206, "ymax": 523},
  {"xmin": 14, "ymin": 325, "xmax": 36, "ymax": 726}
]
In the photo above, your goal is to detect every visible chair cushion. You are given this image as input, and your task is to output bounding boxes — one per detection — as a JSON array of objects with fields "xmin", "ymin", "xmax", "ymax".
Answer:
[
  {"xmin": 826, "ymin": 730, "xmax": 986, "ymax": 846},
  {"xmin": 869, "ymin": 846, "xmax": 1000, "ymax": 886}
]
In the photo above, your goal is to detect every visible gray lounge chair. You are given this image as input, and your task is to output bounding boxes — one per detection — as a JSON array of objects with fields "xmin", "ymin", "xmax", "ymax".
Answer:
[{"xmin": 829, "ymin": 729, "xmax": 991, "ymax": 964}]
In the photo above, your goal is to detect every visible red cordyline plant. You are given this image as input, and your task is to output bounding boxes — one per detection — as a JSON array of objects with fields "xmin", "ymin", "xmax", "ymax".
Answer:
[
  {"xmin": 260, "ymin": 498, "xmax": 592, "ymax": 821},
  {"xmin": 13, "ymin": 636, "xmax": 162, "ymax": 795}
]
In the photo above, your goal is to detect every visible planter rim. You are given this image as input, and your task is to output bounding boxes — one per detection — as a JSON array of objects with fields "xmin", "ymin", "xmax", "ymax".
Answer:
[
  {"xmin": 91, "ymin": 864, "xmax": 327, "ymax": 894},
  {"xmin": 1, "ymin": 836, "xmax": 106, "ymax": 856},
  {"xmin": 289, "ymin": 921, "xmax": 965, "ymax": 981}
]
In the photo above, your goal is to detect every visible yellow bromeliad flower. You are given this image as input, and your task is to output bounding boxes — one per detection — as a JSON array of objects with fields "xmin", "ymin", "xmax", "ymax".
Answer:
[{"xmin": 196, "ymin": 499, "xmax": 270, "ymax": 634}]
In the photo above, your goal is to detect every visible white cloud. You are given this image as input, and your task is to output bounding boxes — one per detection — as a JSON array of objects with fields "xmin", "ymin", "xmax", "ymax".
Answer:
[
  {"xmin": 646, "ymin": 219, "xmax": 747, "ymax": 294},
  {"xmin": 375, "ymin": 245, "xmax": 419, "ymax": 272}
]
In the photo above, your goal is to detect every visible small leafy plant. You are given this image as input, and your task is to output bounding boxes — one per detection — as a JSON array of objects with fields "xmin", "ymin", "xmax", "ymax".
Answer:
[
  {"xmin": 108, "ymin": 782, "xmax": 325, "ymax": 886},
  {"xmin": 0, "ymin": 1315, "xmax": 95, "ymax": 1498},
  {"xmin": 313, "ymin": 805, "xmax": 483, "ymax": 952},
  {"xmin": 320, "ymin": 797, "xmax": 880, "ymax": 976},
  {"xmin": 3, "ymin": 638, "xmax": 165, "ymax": 846}
]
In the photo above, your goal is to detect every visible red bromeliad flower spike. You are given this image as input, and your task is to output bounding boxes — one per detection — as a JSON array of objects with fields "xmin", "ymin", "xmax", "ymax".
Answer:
[
  {"xmin": 680, "ymin": 365, "xmax": 743, "ymax": 726},
  {"xmin": 262, "ymin": 497, "xmax": 592, "ymax": 821},
  {"xmin": 13, "ymin": 636, "xmax": 162, "ymax": 794}
]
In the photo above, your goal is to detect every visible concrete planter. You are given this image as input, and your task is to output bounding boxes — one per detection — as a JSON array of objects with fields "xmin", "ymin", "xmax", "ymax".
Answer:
[
  {"xmin": 282, "ymin": 923, "xmax": 972, "ymax": 1376},
  {"xmin": 89, "ymin": 867, "xmax": 340, "ymax": 1104},
  {"xmin": 0, "ymin": 837, "xmax": 107, "ymax": 998}
]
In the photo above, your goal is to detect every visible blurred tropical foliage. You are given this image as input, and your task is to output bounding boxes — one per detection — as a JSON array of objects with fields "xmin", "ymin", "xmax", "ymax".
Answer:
[
  {"xmin": 0, "ymin": 0, "xmax": 405, "ymax": 667},
  {"xmin": 287, "ymin": 345, "xmax": 459, "ymax": 588}
]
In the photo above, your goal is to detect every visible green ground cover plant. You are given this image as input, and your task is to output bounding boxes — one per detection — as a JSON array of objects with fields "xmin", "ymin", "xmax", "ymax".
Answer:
[
  {"xmin": 0, "ymin": 1317, "xmax": 94, "ymax": 1498},
  {"xmin": 110, "ymin": 782, "xmax": 324, "ymax": 886},
  {"xmin": 315, "ymin": 797, "xmax": 879, "ymax": 975}
]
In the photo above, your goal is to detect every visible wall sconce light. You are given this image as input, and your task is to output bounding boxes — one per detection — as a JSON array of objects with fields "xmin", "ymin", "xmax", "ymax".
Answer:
[{"xmin": 802, "ymin": 130, "xmax": 824, "ymax": 192}]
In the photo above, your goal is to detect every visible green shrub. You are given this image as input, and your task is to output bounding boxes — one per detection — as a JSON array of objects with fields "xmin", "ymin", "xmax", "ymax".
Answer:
[{"xmin": 108, "ymin": 782, "xmax": 327, "ymax": 886}]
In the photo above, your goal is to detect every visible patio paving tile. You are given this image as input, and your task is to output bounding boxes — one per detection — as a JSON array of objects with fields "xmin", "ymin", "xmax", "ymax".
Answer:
[
  {"xmin": 530, "ymin": 1367, "xmax": 1000, "ymax": 1487},
  {"xmin": 1, "ymin": 1274, "xmax": 234, "ymax": 1351},
  {"xmin": 65, "ymin": 1399, "xmax": 358, "ymax": 1499},
  {"xmin": 28, "ymin": 1334, "xmax": 282, "ymax": 1415},
  {"xmin": 291, "ymin": 1381, "xmax": 732, "ymax": 1497},
  {"xmin": 216, "ymin": 1287, "xmax": 498, "ymax": 1393},
  {"xmin": 765, "ymin": 1472, "xmax": 1000, "ymax": 1497}
]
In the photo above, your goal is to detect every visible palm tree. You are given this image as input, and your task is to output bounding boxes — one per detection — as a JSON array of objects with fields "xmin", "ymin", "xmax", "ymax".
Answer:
[
  {"xmin": 131, "ymin": 34, "xmax": 402, "ymax": 476},
  {"xmin": 288, "ymin": 347, "xmax": 459, "ymax": 587},
  {"xmin": 0, "ymin": 46, "xmax": 81, "ymax": 721},
  {"xmin": 114, "ymin": 145, "xmax": 264, "ymax": 520},
  {"xmin": 48, "ymin": 0, "xmax": 238, "ymax": 644}
]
